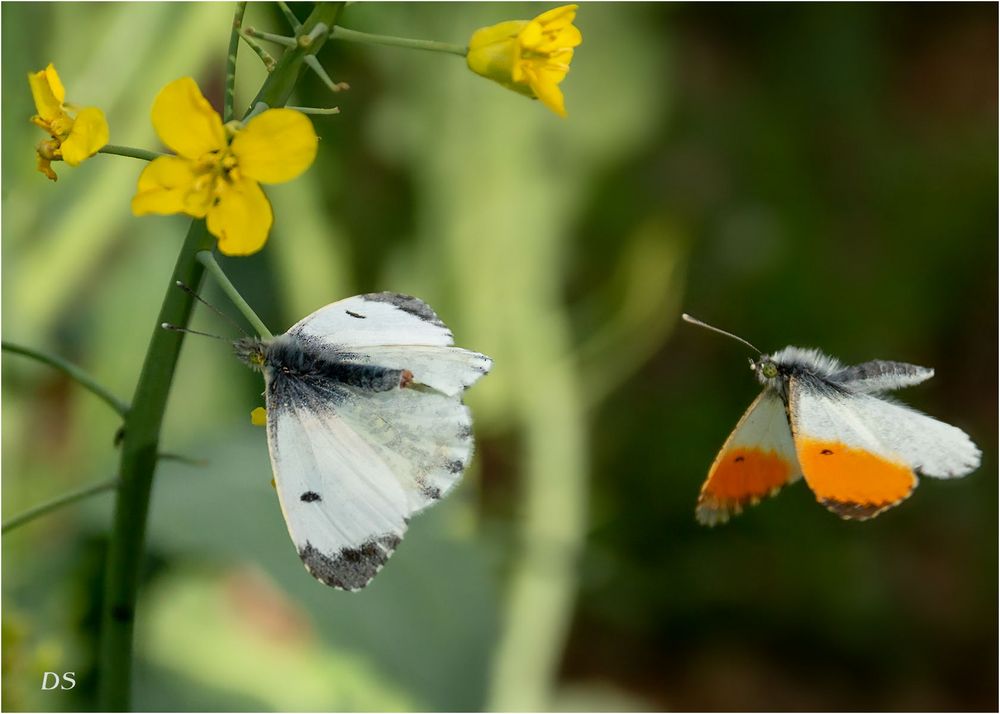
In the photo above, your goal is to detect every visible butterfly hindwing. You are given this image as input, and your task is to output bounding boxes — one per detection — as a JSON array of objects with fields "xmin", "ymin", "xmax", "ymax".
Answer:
[
  {"xmin": 696, "ymin": 391, "xmax": 801, "ymax": 525},
  {"xmin": 831, "ymin": 359, "xmax": 934, "ymax": 394},
  {"xmin": 788, "ymin": 377, "xmax": 917, "ymax": 520}
]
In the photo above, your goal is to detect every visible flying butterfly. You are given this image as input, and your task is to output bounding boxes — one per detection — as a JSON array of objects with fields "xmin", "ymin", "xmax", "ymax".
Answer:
[{"xmin": 682, "ymin": 314, "xmax": 980, "ymax": 524}]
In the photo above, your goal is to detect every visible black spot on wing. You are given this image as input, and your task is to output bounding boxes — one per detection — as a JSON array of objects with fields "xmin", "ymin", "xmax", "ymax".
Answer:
[
  {"xmin": 299, "ymin": 535, "xmax": 401, "ymax": 591},
  {"xmin": 345, "ymin": 310, "xmax": 366, "ymax": 319},
  {"xmin": 446, "ymin": 459, "xmax": 465, "ymax": 474},
  {"xmin": 361, "ymin": 292, "xmax": 447, "ymax": 329},
  {"xmin": 300, "ymin": 491, "xmax": 321, "ymax": 502}
]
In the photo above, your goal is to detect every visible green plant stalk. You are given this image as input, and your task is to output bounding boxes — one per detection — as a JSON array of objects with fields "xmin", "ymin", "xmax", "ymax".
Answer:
[
  {"xmin": 98, "ymin": 145, "xmax": 166, "ymax": 162},
  {"xmin": 97, "ymin": 5, "xmax": 343, "ymax": 709},
  {"xmin": 331, "ymin": 25, "xmax": 467, "ymax": 56},
  {"xmin": 98, "ymin": 219, "xmax": 213, "ymax": 711},
  {"xmin": 197, "ymin": 251, "xmax": 273, "ymax": 339},
  {"xmin": 3, "ymin": 477, "xmax": 119, "ymax": 534},
  {"xmin": 2, "ymin": 341, "xmax": 129, "ymax": 416},
  {"xmin": 245, "ymin": 3, "xmax": 343, "ymax": 115},
  {"xmin": 224, "ymin": 2, "xmax": 248, "ymax": 122}
]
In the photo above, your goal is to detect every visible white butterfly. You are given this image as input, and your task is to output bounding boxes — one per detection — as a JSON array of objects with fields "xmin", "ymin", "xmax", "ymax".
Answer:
[
  {"xmin": 235, "ymin": 292, "xmax": 492, "ymax": 590},
  {"xmin": 683, "ymin": 315, "xmax": 980, "ymax": 525}
]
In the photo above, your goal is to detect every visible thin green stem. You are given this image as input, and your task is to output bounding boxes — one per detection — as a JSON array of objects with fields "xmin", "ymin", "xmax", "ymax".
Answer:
[
  {"xmin": 2, "ymin": 341, "xmax": 129, "ymax": 416},
  {"xmin": 239, "ymin": 28, "xmax": 277, "ymax": 72},
  {"xmin": 330, "ymin": 25, "xmax": 467, "ymax": 56},
  {"xmin": 276, "ymin": 1, "xmax": 302, "ymax": 32},
  {"xmin": 3, "ymin": 477, "xmax": 119, "ymax": 534},
  {"xmin": 245, "ymin": 3, "xmax": 344, "ymax": 115},
  {"xmin": 245, "ymin": 26, "xmax": 296, "ymax": 47},
  {"xmin": 98, "ymin": 220, "xmax": 213, "ymax": 710},
  {"xmin": 97, "ymin": 7, "xmax": 343, "ymax": 708},
  {"xmin": 197, "ymin": 251, "xmax": 273, "ymax": 339},
  {"xmin": 98, "ymin": 145, "xmax": 166, "ymax": 163},
  {"xmin": 286, "ymin": 105, "xmax": 340, "ymax": 115},
  {"xmin": 224, "ymin": 2, "xmax": 248, "ymax": 122}
]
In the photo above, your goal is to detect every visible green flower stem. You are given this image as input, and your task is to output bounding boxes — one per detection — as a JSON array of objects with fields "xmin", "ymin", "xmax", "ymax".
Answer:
[
  {"xmin": 98, "ymin": 145, "xmax": 166, "ymax": 162},
  {"xmin": 2, "ymin": 341, "xmax": 129, "ymax": 416},
  {"xmin": 2, "ymin": 477, "xmax": 119, "ymax": 534},
  {"xmin": 239, "ymin": 29, "xmax": 277, "ymax": 72},
  {"xmin": 245, "ymin": 26, "xmax": 297, "ymax": 47},
  {"xmin": 330, "ymin": 25, "xmax": 467, "ymax": 56},
  {"xmin": 197, "ymin": 251, "xmax": 273, "ymax": 339},
  {"xmin": 286, "ymin": 105, "xmax": 340, "ymax": 115},
  {"xmin": 224, "ymin": 2, "xmax": 248, "ymax": 122},
  {"xmin": 97, "ymin": 3, "xmax": 343, "ymax": 711},
  {"xmin": 98, "ymin": 219, "xmax": 213, "ymax": 711},
  {"xmin": 244, "ymin": 3, "xmax": 343, "ymax": 116},
  {"xmin": 276, "ymin": 0, "xmax": 302, "ymax": 32},
  {"xmin": 97, "ymin": 8, "xmax": 343, "ymax": 707}
]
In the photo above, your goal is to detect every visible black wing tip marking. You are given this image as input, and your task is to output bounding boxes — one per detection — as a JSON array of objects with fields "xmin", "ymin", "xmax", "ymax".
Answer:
[
  {"xmin": 361, "ymin": 292, "xmax": 447, "ymax": 329},
  {"xmin": 821, "ymin": 498, "xmax": 897, "ymax": 521},
  {"xmin": 299, "ymin": 535, "xmax": 401, "ymax": 591}
]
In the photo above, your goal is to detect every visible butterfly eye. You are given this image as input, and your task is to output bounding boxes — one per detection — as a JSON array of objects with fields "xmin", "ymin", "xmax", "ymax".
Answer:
[{"xmin": 760, "ymin": 362, "xmax": 779, "ymax": 379}]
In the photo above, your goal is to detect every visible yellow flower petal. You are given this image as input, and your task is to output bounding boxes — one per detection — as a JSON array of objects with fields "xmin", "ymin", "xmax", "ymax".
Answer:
[
  {"xmin": 250, "ymin": 407, "xmax": 267, "ymax": 426},
  {"xmin": 28, "ymin": 66, "xmax": 64, "ymax": 122},
  {"xmin": 60, "ymin": 107, "xmax": 109, "ymax": 166},
  {"xmin": 36, "ymin": 153, "xmax": 58, "ymax": 182},
  {"xmin": 466, "ymin": 6, "xmax": 579, "ymax": 117},
  {"xmin": 230, "ymin": 109, "xmax": 318, "ymax": 184},
  {"xmin": 131, "ymin": 156, "xmax": 199, "ymax": 216},
  {"xmin": 206, "ymin": 177, "xmax": 273, "ymax": 256},
  {"xmin": 44, "ymin": 64, "xmax": 67, "ymax": 105},
  {"xmin": 524, "ymin": 66, "xmax": 567, "ymax": 118},
  {"xmin": 151, "ymin": 77, "xmax": 226, "ymax": 159},
  {"xmin": 531, "ymin": 25, "xmax": 582, "ymax": 54}
]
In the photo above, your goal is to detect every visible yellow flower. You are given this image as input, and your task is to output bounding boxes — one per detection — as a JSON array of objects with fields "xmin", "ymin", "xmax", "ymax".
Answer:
[
  {"xmin": 250, "ymin": 407, "xmax": 267, "ymax": 426},
  {"xmin": 28, "ymin": 63, "xmax": 109, "ymax": 181},
  {"xmin": 131, "ymin": 78, "xmax": 318, "ymax": 256},
  {"xmin": 466, "ymin": 4, "xmax": 581, "ymax": 118}
]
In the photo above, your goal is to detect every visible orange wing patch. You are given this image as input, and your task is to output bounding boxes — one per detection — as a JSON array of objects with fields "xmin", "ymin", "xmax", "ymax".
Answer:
[
  {"xmin": 696, "ymin": 447, "xmax": 796, "ymax": 525},
  {"xmin": 797, "ymin": 438, "xmax": 916, "ymax": 520}
]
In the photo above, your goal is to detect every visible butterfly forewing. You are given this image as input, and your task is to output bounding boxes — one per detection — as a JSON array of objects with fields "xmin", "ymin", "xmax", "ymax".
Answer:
[
  {"xmin": 696, "ymin": 391, "xmax": 801, "ymax": 525},
  {"xmin": 288, "ymin": 293, "xmax": 455, "ymax": 349},
  {"xmin": 788, "ymin": 377, "xmax": 917, "ymax": 520},
  {"xmin": 266, "ymin": 380, "xmax": 410, "ymax": 591}
]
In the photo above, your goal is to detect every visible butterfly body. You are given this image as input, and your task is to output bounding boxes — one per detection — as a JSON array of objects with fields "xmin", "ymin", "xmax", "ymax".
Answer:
[
  {"xmin": 696, "ymin": 343, "xmax": 980, "ymax": 525},
  {"xmin": 236, "ymin": 292, "xmax": 492, "ymax": 590}
]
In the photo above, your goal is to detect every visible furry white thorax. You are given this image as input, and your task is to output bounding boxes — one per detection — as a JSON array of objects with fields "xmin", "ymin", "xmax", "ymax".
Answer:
[
  {"xmin": 754, "ymin": 346, "xmax": 844, "ymax": 391},
  {"xmin": 769, "ymin": 346, "xmax": 844, "ymax": 375}
]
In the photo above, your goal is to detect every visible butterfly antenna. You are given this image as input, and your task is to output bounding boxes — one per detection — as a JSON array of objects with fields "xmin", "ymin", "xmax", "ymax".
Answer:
[
  {"xmin": 161, "ymin": 323, "xmax": 227, "ymax": 340},
  {"xmin": 681, "ymin": 313, "xmax": 761, "ymax": 354},
  {"xmin": 175, "ymin": 281, "xmax": 249, "ymax": 337}
]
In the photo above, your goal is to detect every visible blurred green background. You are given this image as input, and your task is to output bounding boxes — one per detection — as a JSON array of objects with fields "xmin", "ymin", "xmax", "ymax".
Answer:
[{"xmin": 2, "ymin": 3, "xmax": 996, "ymax": 711}]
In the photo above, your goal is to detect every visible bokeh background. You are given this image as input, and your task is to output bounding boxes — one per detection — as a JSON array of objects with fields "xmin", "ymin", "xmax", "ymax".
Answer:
[{"xmin": 2, "ymin": 3, "xmax": 996, "ymax": 711}]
